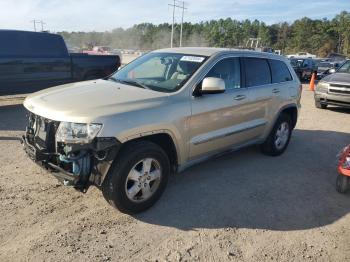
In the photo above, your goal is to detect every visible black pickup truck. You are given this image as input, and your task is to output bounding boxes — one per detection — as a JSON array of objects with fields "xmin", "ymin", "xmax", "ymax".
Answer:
[{"xmin": 0, "ymin": 30, "xmax": 120, "ymax": 95}]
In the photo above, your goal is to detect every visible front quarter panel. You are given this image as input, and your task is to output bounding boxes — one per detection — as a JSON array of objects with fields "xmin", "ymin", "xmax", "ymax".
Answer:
[{"xmin": 96, "ymin": 93, "xmax": 191, "ymax": 166}]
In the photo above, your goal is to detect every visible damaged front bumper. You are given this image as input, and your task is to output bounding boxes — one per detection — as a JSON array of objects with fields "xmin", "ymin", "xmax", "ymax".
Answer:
[{"xmin": 22, "ymin": 112, "xmax": 121, "ymax": 192}]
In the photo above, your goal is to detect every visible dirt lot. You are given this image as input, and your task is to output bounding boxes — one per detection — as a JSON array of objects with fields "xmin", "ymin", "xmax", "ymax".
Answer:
[{"xmin": 0, "ymin": 85, "xmax": 349, "ymax": 262}]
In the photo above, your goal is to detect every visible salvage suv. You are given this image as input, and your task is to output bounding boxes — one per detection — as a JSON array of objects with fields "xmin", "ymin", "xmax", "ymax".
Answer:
[{"xmin": 22, "ymin": 48, "xmax": 301, "ymax": 214}]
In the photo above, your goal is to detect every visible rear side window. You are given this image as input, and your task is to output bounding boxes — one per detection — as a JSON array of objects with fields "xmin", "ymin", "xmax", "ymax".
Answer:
[
  {"xmin": 0, "ymin": 31, "xmax": 68, "ymax": 57},
  {"xmin": 269, "ymin": 59, "xmax": 293, "ymax": 83},
  {"xmin": 206, "ymin": 57, "xmax": 241, "ymax": 89},
  {"xmin": 244, "ymin": 58, "xmax": 271, "ymax": 87},
  {"xmin": 25, "ymin": 33, "xmax": 68, "ymax": 57},
  {"xmin": 0, "ymin": 31, "xmax": 24, "ymax": 56}
]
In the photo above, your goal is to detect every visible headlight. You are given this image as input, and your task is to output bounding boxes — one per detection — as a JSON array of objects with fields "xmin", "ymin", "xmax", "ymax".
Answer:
[
  {"xmin": 56, "ymin": 122, "xmax": 102, "ymax": 144},
  {"xmin": 316, "ymin": 82, "xmax": 329, "ymax": 93}
]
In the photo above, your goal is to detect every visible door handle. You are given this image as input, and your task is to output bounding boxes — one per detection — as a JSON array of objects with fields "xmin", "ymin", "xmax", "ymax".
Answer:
[
  {"xmin": 234, "ymin": 94, "xmax": 246, "ymax": 101},
  {"xmin": 272, "ymin": 88, "xmax": 280, "ymax": 94}
]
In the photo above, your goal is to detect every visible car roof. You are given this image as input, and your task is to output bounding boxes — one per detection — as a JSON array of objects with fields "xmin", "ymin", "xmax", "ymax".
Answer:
[
  {"xmin": 153, "ymin": 47, "xmax": 284, "ymax": 60},
  {"xmin": 0, "ymin": 29, "xmax": 57, "ymax": 36}
]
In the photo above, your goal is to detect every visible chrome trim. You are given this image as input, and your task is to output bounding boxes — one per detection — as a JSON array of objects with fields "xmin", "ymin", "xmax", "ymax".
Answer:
[
  {"xmin": 192, "ymin": 120, "xmax": 267, "ymax": 145},
  {"xmin": 178, "ymin": 137, "xmax": 263, "ymax": 173}
]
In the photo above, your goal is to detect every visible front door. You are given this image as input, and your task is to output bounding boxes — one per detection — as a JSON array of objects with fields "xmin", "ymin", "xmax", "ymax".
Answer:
[{"xmin": 189, "ymin": 57, "xmax": 261, "ymax": 159}]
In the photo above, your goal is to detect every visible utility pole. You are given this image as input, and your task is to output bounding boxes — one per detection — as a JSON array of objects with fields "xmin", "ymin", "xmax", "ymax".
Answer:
[
  {"xmin": 170, "ymin": 0, "xmax": 175, "ymax": 48},
  {"xmin": 30, "ymin": 19, "xmax": 46, "ymax": 32},
  {"xmin": 31, "ymin": 19, "xmax": 37, "ymax": 32},
  {"xmin": 39, "ymin": 20, "xmax": 46, "ymax": 31},
  {"xmin": 168, "ymin": 1, "xmax": 187, "ymax": 48},
  {"xmin": 179, "ymin": 1, "xmax": 185, "ymax": 47}
]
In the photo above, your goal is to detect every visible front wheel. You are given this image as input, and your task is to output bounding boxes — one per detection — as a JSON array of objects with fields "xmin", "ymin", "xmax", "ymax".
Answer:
[
  {"xmin": 315, "ymin": 100, "xmax": 327, "ymax": 109},
  {"xmin": 102, "ymin": 141, "xmax": 170, "ymax": 214},
  {"xmin": 336, "ymin": 174, "xmax": 349, "ymax": 194},
  {"xmin": 261, "ymin": 113, "xmax": 292, "ymax": 156}
]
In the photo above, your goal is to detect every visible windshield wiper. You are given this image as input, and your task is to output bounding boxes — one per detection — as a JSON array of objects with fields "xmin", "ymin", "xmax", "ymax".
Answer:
[
  {"xmin": 107, "ymin": 77, "xmax": 119, "ymax": 83},
  {"xmin": 120, "ymin": 79, "xmax": 150, "ymax": 90},
  {"xmin": 108, "ymin": 77, "xmax": 150, "ymax": 90}
]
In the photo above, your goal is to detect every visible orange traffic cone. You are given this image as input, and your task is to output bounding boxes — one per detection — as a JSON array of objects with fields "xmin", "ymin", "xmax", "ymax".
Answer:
[{"xmin": 309, "ymin": 72, "xmax": 316, "ymax": 91}]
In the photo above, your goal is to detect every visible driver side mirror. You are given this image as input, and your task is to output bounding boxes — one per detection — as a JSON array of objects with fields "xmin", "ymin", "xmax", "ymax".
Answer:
[
  {"xmin": 329, "ymin": 68, "xmax": 336, "ymax": 74},
  {"xmin": 200, "ymin": 77, "xmax": 225, "ymax": 94}
]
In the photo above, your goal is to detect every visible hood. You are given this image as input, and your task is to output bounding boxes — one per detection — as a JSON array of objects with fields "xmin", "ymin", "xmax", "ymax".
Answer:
[
  {"xmin": 322, "ymin": 72, "xmax": 350, "ymax": 84},
  {"xmin": 23, "ymin": 79, "xmax": 169, "ymax": 123},
  {"xmin": 317, "ymin": 67, "xmax": 328, "ymax": 73}
]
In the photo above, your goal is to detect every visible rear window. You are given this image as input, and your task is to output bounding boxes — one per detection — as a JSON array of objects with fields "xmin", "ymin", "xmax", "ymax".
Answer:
[
  {"xmin": 269, "ymin": 59, "xmax": 293, "ymax": 83},
  {"xmin": 0, "ymin": 31, "xmax": 68, "ymax": 57},
  {"xmin": 318, "ymin": 62, "xmax": 331, "ymax": 68},
  {"xmin": 244, "ymin": 58, "xmax": 271, "ymax": 87}
]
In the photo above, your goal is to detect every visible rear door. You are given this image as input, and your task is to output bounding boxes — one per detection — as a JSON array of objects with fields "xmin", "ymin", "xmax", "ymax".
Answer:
[
  {"xmin": 189, "ymin": 56, "xmax": 258, "ymax": 159},
  {"xmin": 242, "ymin": 57, "xmax": 274, "ymax": 140},
  {"xmin": 268, "ymin": 59, "xmax": 295, "ymax": 106}
]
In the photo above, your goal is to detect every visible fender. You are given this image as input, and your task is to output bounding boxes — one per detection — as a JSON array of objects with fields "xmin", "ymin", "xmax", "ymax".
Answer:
[
  {"xmin": 120, "ymin": 128, "xmax": 184, "ymax": 166},
  {"xmin": 263, "ymin": 103, "xmax": 299, "ymax": 141}
]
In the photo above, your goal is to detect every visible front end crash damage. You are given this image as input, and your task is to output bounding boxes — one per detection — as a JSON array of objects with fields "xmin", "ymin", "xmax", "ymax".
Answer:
[{"xmin": 21, "ymin": 112, "xmax": 120, "ymax": 192}]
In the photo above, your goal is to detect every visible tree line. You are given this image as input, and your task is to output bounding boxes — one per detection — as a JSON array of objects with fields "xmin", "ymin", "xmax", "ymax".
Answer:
[{"xmin": 59, "ymin": 11, "xmax": 350, "ymax": 57}]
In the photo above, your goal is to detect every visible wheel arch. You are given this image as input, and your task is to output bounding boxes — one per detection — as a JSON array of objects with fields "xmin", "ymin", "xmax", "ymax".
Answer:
[
  {"xmin": 263, "ymin": 104, "xmax": 298, "ymax": 142},
  {"xmin": 281, "ymin": 105, "xmax": 298, "ymax": 129},
  {"xmin": 118, "ymin": 131, "xmax": 180, "ymax": 174}
]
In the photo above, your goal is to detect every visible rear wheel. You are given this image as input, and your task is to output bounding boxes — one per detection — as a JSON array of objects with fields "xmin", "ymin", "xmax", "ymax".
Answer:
[
  {"xmin": 102, "ymin": 141, "xmax": 170, "ymax": 214},
  {"xmin": 336, "ymin": 174, "xmax": 349, "ymax": 194},
  {"xmin": 261, "ymin": 113, "xmax": 292, "ymax": 156}
]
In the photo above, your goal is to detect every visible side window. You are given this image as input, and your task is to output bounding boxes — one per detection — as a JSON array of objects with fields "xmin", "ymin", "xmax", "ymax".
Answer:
[
  {"xmin": 244, "ymin": 58, "xmax": 271, "ymax": 87},
  {"xmin": 205, "ymin": 57, "xmax": 241, "ymax": 90},
  {"xmin": 25, "ymin": 33, "xmax": 68, "ymax": 57},
  {"xmin": 269, "ymin": 59, "xmax": 293, "ymax": 83}
]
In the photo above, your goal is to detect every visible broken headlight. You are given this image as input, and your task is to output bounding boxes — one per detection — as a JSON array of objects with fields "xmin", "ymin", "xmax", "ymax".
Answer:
[{"xmin": 56, "ymin": 122, "xmax": 102, "ymax": 144}]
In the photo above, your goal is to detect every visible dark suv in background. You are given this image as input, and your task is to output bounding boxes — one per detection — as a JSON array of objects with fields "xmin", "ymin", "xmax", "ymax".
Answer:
[
  {"xmin": 290, "ymin": 58, "xmax": 317, "ymax": 81},
  {"xmin": 316, "ymin": 61, "xmax": 342, "ymax": 79},
  {"xmin": 0, "ymin": 30, "xmax": 121, "ymax": 95}
]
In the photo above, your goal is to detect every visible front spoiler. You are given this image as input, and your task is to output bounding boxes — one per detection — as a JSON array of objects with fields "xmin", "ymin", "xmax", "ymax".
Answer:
[
  {"xmin": 21, "ymin": 134, "xmax": 121, "ymax": 191},
  {"xmin": 315, "ymin": 92, "xmax": 350, "ymax": 108},
  {"xmin": 21, "ymin": 135, "xmax": 80, "ymax": 186}
]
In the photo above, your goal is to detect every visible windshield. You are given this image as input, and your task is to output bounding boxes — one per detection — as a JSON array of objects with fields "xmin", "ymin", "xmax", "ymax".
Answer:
[
  {"xmin": 318, "ymin": 62, "xmax": 331, "ymax": 68},
  {"xmin": 109, "ymin": 52, "xmax": 207, "ymax": 93},
  {"xmin": 290, "ymin": 59, "xmax": 304, "ymax": 67},
  {"xmin": 338, "ymin": 60, "xmax": 350, "ymax": 73}
]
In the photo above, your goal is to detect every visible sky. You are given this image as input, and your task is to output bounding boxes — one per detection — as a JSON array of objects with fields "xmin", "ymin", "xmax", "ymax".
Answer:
[{"xmin": 0, "ymin": 0, "xmax": 349, "ymax": 32}]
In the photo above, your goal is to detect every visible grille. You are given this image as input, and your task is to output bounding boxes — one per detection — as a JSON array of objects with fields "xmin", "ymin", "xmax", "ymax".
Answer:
[
  {"xmin": 329, "ymin": 89, "xmax": 350, "ymax": 95},
  {"xmin": 330, "ymin": 84, "xmax": 350, "ymax": 89},
  {"xmin": 27, "ymin": 112, "xmax": 59, "ymax": 153}
]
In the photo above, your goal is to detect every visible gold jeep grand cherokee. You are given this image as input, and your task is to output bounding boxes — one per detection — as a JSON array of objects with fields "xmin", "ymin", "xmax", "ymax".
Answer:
[{"xmin": 22, "ymin": 47, "xmax": 301, "ymax": 214}]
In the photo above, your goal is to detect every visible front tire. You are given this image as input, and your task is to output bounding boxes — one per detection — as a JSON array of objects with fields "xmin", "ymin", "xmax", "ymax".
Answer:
[
  {"xmin": 102, "ymin": 141, "xmax": 170, "ymax": 214},
  {"xmin": 336, "ymin": 175, "xmax": 349, "ymax": 194},
  {"xmin": 261, "ymin": 113, "xmax": 292, "ymax": 156},
  {"xmin": 315, "ymin": 100, "xmax": 327, "ymax": 109}
]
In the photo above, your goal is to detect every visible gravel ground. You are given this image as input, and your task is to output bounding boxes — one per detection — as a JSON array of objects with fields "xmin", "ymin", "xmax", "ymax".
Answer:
[{"xmin": 0, "ymin": 85, "xmax": 349, "ymax": 262}]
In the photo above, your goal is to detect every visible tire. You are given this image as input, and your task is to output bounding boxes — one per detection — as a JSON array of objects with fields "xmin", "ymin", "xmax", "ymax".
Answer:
[
  {"xmin": 102, "ymin": 140, "xmax": 170, "ymax": 214},
  {"xmin": 261, "ymin": 113, "xmax": 292, "ymax": 156},
  {"xmin": 336, "ymin": 174, "xmax": 349, "ymax": 194},
  {"xmin": 315, "ymin": 100, "xmax": 327, "ymax": 109}
]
